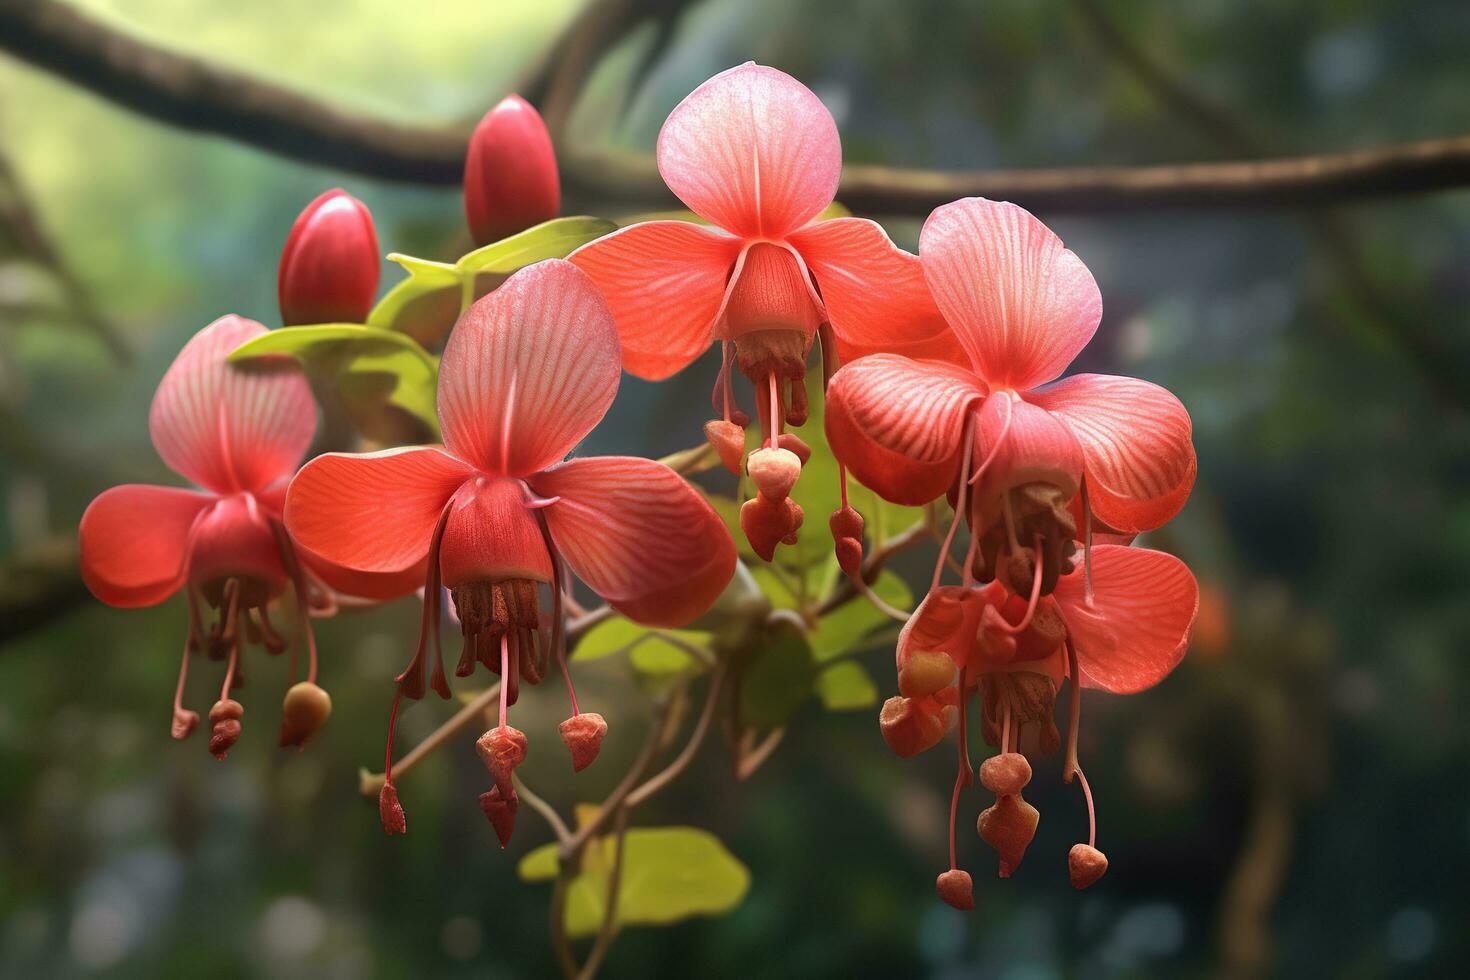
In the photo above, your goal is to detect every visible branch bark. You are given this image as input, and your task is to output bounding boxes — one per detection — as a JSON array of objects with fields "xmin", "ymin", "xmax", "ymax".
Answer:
[{"xmin": 4, "ymin": 0, "xmax": 1470, "ymax": 213}]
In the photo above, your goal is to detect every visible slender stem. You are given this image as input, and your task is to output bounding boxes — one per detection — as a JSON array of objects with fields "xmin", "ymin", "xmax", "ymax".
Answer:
[
  {"xmin": 550, "ymin": 873, "xmax": 578, "ymax": 980},
  {"xmin": 576, "ymin": 806, "xmax": 629, "ymax": 980},
  {"xmin": 627, "ymin": 662, "xmax": 726, "ymax": 807},
  {"xmin": 814, "ymin": 519, "xmax": 929, "ymax": 618},
  {"xmin": 516, "ymin": 774, "xmax": 573, "ymax": 845},
  {"xmin": 646, "ymin": 629, "xmax": 716, "ymax": 668}
]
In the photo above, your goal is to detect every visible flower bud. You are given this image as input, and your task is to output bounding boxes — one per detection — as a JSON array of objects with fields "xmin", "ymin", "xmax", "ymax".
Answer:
[
  {"xmin": 278, "ymin": 681, "xmax": 333, "ymax": 749},
  {"xmin": 936, "ymin": 869, "xmax": 974, "ymax": 910},
  {"xmin": 978, "ymin": 752, "xmax": 1032, "ymax": 797},
  {"xmin": 879, "ymin": 696, "xmax": 947, "ymax": 758},
  {"xmin": 464, "ymin": 95, "xmax": 560, "ymax": 246},
  {"xmin": 898, "ymin": 651, "xmax": 957, "ymax": 699},
  {"xmin": 977, "ymin": 794, "xmax": 1040, "ymax": 878},
  {"xmin": 704, "ymin": 419, "xmax": 746, "ymax": 474},
  {"xmin": 479, "ymin": 783, "xmax": 519, "ymax": 848},
  {"xmin": 379, "ymin": 782, "xmax": 407, "ymax": 835},
  {"xmin": 1068, "ymin": 843, "xmax": 1108, "ymax": 889},
  {"xmin": 476, "ymin": 725, "xmax": 528, "ymax": 792},
  {"xmin": 278, "ymin": 189, "xmax": 379, "ymax": 325},
  {"xmin": 748, "ymin": 447, "xmax": 801, "ymax": 501},
  {"xmin": 207, "ymin": 698, "xmax": 244, "ymax": 760},
  {"xmin": 559, "ymin": 712, "xmax": 608, "ymax": 773}
]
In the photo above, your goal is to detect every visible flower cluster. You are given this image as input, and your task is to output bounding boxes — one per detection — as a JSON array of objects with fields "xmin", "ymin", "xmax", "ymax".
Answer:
[{"xmin": 79, "ymin": 63, "xmax": 1198, "ymax": 897}]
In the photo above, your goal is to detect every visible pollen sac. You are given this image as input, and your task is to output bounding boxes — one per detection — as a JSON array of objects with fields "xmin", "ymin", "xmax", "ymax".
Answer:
[
  {"xmin": 830, "ymin": 505, "xmax": 865, "ymax": 578},
  {"xmin": 559, "ymin": 712, "xmax": 609, "ymax": 773},
  {"xmin": 479, "ymin": 783, "xmax": 520, "ymax": 848},
  {"xmin": 898, "ymin": 650, "xmax": 958, "ymax": 699},
  {"xmin": 476, "ymin": 725, "xmax": 529, "ymax": 792},
  {"xmin": 978, "ymin": 752, "xmax": 1033, "ymax": 797},
  {"xmin": 780, "ymin": 499, "xmax": 805, "ymax": 546},
  {"xmin": 172, "ymin": 707, "xmax": 200, "ymax": 741},
  {"xmin": 777, "ymin": 432, "xmax": 812, "ymax": 465},
  {"xmin": 704, "ymin": 419, "xmax": 747, "ymax": 474},
  {"xmin": 936, "ymin": 869, "xmax": 975, "ymax": 911},
  {"xmin": 278, "ymin": 681, "xmax": 333, "ymax": 750},
  {"xmin": 879, "ymin": 696, "xmax": 948, "ymax": 758},
  {"xmin": 977, "ymin": 794, "xmax": 1040, "ymax": 878},
  {"xmin": 740, "ymin": 494, "xmax": 789, "ymax": 562},
  {"xmin": 748, "ymin": 447, "xmax": 802, "ymax": 501},
  {"xmin": 379, "ymin": 782, "xmax": 407, "ymax": 835},
  {"xmin": 1068, "ymin": 843, "xmax": 1109, "ymax": 889},
  {"xmin": 207, "ymin": 698, "xmax": 244, "ymax": 760},
  {"xmin": 971, "ymin": 483, "xmax": 1078, "ymax": 596}
]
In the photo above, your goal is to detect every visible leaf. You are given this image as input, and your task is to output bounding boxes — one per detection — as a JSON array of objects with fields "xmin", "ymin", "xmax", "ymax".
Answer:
[
  {"xmin": 808, "ymin": 571, "xmax": 912, "ymax": 661},
  {"xmin": 519, "ymin": 826, "xmax": 750, "ymax": 938},
  {"xmin": 572, "ymin": 616, "xmax": 711, "ymax": 676},
  {"xmin": 739, "ymin": 622, "xmax": 817, "ymax": 729},
  {"xmin": 815, "ymin": 661, "xmax": 879, "ymax": 710},
  {"xmin": 369, "ymin": 217, "xmax": 616, "ymax": 349},
  {"xmin": 229, "ymin": 324, "xmax": 439, "ymax": 441}
]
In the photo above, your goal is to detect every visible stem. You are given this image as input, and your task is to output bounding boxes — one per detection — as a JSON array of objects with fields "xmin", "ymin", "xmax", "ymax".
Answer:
[
  {"xmin": 516, "ymin": 773, "xmax": 573, "ymax": 845},
  {"xmin": 814, "ymin": 519, "xmax": 929, "ymax": 619},
  {"xmin": 576, "ymin": 806, "xmax": 629, "ymax": 980}
]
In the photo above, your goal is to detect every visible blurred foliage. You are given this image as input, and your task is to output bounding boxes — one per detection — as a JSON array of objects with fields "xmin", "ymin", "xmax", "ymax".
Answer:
[{"xmin": 3, "ymin": 1, "xmax": 1470, "ymax": 978}]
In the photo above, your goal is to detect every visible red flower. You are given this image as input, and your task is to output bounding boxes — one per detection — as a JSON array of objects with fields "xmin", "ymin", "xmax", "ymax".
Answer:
[
  {"xmin": 78, "ymin": 316, "xmax": 376, "ymax": 757},
  {"xmin": 283, "ymin": 259, "xmax": 736, "ymax": 840},
  {"xmin": 886, "ymin": 545, "xmax": 1197, "ymax": 896},
  {"xmin": 571, "ymin": 63, "xmax": 962, "ymax": 557},
  {"xmin": 464, "ymin": 95, "xmax": 561, "ymax": 247},
  {"xmin": 277, "ymin": 189, "xmax": 380, "ymax": 325}
]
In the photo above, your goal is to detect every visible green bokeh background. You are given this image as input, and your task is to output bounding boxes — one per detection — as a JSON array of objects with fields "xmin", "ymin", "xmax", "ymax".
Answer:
[{"xmin": 2, "ymin": 1, "xmax": 1469, "ymax": 977}]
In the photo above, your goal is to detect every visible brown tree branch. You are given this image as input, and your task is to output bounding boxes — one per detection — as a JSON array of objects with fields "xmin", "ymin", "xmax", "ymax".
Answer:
[{"xmin": 4, "ymin": 0, "xmax": 1470, "ymax": 213}]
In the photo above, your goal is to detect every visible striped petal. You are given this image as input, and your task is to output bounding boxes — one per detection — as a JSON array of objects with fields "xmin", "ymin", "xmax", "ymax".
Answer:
[
  {"xmin": 530, "ymin": 456, "xmax": 736, "ymax": 628},
  {"xmin": 438, "ymin": 260, "xmax": 620, "ymax": 475},
  {"xmin": 79, "ymin": 484, "xmax": 215, "ymax": 607},
  {"xmin": 657, "ymin": 62, "xmax": 840, "ymax": 239},
  {"xmin": 149, "ymin": 315, "xmax": 316, "ymax": 494}
]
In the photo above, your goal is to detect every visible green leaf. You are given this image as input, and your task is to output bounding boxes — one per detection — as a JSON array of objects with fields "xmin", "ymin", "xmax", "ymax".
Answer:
[
  {"xmin": 572, "ymin": 616, "xmax": 711, "ymax": 675},
  {"xmin": 739, "ymin": 622, "xmax": 817, "ymax": 729},
  {"xmin": 519, "ymin": 826, "xmax": 750, "ymax": 938},
  {"xmin": 815, "ymin": 661, "xmax": 879, "ymax": 710},
  {"xmin": 228, "ymin": 324, "xmax": 439, "ymax": 441},
  {"xmin": 369, "ymin": 217, "xmax": 616, "ymax": 349},
  {"xmin": 808, "ymin": 571, "xmax": 912, "ymax": 661}
]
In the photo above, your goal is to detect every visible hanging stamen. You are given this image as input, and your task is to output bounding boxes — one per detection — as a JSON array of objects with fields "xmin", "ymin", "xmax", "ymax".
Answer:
[
  {"xmin": 172, "ymin": 586, "xmax": 204, "ymax": 739},
  {"xmin": 938, "ymin": 667, "xmax": 976, "ymax": 910},
  {"xmin": 379, "ymin": 693, "xmax": 408, "ymax": 834},
  {"xmin": 995, "ymin": 534, "xmax": 1046, "ymax": 636},
  {"xmin": 393, "ymin": 502, "xmax": 454, "ymax": 701},
  {"xmin": 207, "ymin": 580, "xmax": 246, "ymax": 760},
  {"xmin": 498, "ymin": 633, "xmax": 510, "ymax": 729},
  {"xmin": 767, "ymin": 371, "xmax": 782, "ymax": 448},
  {"xmin": 787, "ymin": 377, "xmax": 808, "ymax": 427},
  {"xmin": 1063, "ymin": 636, "xmax": 1108, "ymax": 887},
  {"xmin": 968, "ymin": 392, "xmax": 1015, "ymax": 485},
  {"xmin": 932, "ymin": 413, "xmax": 978, "ymax": 592},
  {"xmin": 1081, "ymin": 477, "xmax": 1096, "ymax": 605}
]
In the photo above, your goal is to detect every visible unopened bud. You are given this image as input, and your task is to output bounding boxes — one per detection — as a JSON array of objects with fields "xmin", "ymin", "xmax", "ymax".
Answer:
[
  {"xmin": 898, "ymin": 651, "xmax": 957, "ymax": 699},
  {"xmin": 1068, "ymin": 843, "xmax": 1108, "ymax": 889},
  {"xmin": 464, "ymin": 95, "xmax": 560, "ymax": 246},
  {"xmin": 978, "ymin": 752, "xmax": 1032, "ymax": 796},
  {"xmin": 748, "ymin": 447, "xmax": 802, "ymax": 501},
  {"xmin": 479, "ymin": 783, "xmax": 519, "ymax": 848},
  {"xmin": 977, "ymin": 794, "xmax": 1040, "ymax": 878},
  {"xmin": 379, "ymin": 782, "xmax": 407, "ymax": 835},
  {"xmin": 559, "ymin": 712, "xmax": 608, "ymax": 773},
  {"xmin": 278, "ymin": 189, "xmax": 379, "ymax": 326},
  {"xmin": 476, "ymin": 725, "xmax": 528, "ymax": 791},
  {"xmin": 704, "ymin": 419, "xmax": 746, "ymax": 474},
  {"xmin": 936, "ymin": 869, "xmax": 974, "ymax": 910},
  {"xmin": 879, "ymin": 696, "xmax": 947, "ymax": 758},
  {"xmin": 207, "ymin": 699, "xmax": 244, "ymax": 760},
  {"xmin": 279, "ymin": 681, "xmax": 333, "ymax": 749}
]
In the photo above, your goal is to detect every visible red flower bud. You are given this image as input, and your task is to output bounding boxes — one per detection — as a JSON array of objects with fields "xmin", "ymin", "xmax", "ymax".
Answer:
[
  {"xmin": 277, "ymin": 189, "xmax": 379, "ymax": 325},
  {"xmin": 463, "ymin": 95, "xmax": 560, "ymax": 246}
]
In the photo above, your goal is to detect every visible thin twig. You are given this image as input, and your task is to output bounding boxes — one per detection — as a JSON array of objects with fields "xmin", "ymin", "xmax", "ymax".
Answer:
[
  {"xmin": 815, "ymin": 519, "xmax": 929, "ymax": 618},
  {"xmin": 516, "ymin": 773, "xmax": 573, "ymax": 846},
  {"xmin": 575, "ymin": 805, "xmax": 630, "ymax": 980}
]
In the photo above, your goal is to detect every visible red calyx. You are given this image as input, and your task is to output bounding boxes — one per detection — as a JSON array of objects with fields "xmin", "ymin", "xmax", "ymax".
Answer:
[{"xmin": 278, "ymin": 189, "xmax": 379, "ymax": 326}]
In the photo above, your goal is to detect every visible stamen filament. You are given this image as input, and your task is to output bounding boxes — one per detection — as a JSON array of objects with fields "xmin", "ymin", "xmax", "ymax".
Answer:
[
  {"xmin": 1064, "ymin": 637, "xmax": 1097, "ymax": 847},
  {"xmin": 767, "ymin": 371, "xmax": 781, "ymax": 448},
  {"xmin": 968, "ymin": 391, "xmax": 1014, "ymax": 485},
  {"xmin": 1001, "ymin": 701, "xmax": 1012, "ymax": 755},
  {"xmin": 384, "ymin": 692, "xmax": 403, "ymax": 784},
  {"xmin": 932, "ymin": 413, "xmax": 977, "ymax": 592},
  {"xmin": 996, "ymin": 534, "xmax": 1046, "ymax": 635},
  {"xmin": 947, "ymin": 668, "xmax": 971, "ymax": 870},
  {"xmin": 498, "ymin": 633, "xmax": 510, "ymax": 729},
  {"xmin": 1081, "ymin": 477, "xmax": 1096, "ymax": 605}
]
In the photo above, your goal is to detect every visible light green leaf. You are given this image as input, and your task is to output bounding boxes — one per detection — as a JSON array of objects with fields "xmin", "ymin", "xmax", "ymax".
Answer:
[
  {"xmin": 815, "ymin": 661, "xmax": 879, "ymax": 710},
  {"xmin": 572, "ymin": 616, "xmax": 711, "ymax": 676},
  {"xmin": 519, "ymin": 826, "xmax": 750, "ymax": 937},
  {"xmin": 739, "ymin": 622, "xmax": 817, "ymax": 729},
  {"xmin": 808, "ymin": 571, "xmax": 912, "ymax": 661},
  {"xmin": 456, "ymin": 216, "xmax": 616, "ymax": 274},
  {"xmin": 228, "ymin": 324, "xmax": 438, "ymax": 441}
]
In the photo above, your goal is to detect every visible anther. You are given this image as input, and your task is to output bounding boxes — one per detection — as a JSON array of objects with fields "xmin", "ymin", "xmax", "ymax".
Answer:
[
  {"xmin": 207, "ymin": 698, "xmax": 244, "ymax": 760},
  {"xmin": 978, "ymin": 752, "xmax": 1032, "ymax": 796},
  {"xmin": 476, "ymin": 725, "xmax": 528, "ymax": 794},
  {"xmin": 898, "ymin": 651, "xmax": 957, "ymax": 699},
  {"xmin": 748, "ymin": 446, "xmax": 801, "ymax": 501},
  {"xmin": 1068, "ymin": 843, "xmax": 1108, "ymax": 889},
  {"xmin": 278, "ymin": 680, "xmax": 332, "ymax": 750},
  {"xmin": 558, "ymin": 712, "xmax": 609, "ymax": 772},
  {"xmin": 976, "ymin": 794, "xmax": 1040, "ymax": 878},
  {"xmin": 936, "ymin": 869, "xmax": 975, "ymax": 911},
  {"xmin": 704, "ymin": 419, "xmax": 746, "ymax": 474},
  {"xmin": 379, "ymin": 782, "xmax": 407, "ymax": 835},
  {"xmin": 479, "ymin": 783, "xmax": 519, "ymax": 848}
]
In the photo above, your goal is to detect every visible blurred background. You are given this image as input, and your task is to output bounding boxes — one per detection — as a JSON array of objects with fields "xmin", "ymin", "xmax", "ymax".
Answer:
[{"xmin": 2, "ymin": 0, "xmax": 1469, "ymax": 977}]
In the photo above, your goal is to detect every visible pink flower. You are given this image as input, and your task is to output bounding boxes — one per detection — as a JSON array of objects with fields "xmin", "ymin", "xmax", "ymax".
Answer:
[
  {"xmin": 886, "ymin": 544, "xmax": 1198, "ymax": 896},
  {"xmin": 571, "ymin": 63, "xmax": 962, "ymax": 557},
  {"xmin": 464, "ymin": 95, "xmax": 561, "ymax": 246},
  {"xmin": 78, "ymin": 316, "xmax": 374, "ymax": 757},
  {"xmin": 277, "ymin": 189, "xmax": 380, "ymax": 325},
  {"xmin": 283, "ymin": 259, "xmax": 736, "ymax": 840}
]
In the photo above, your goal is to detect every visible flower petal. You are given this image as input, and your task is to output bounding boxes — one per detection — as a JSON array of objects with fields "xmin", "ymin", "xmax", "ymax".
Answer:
[
  {"xmin": 788, "ymin": 217, "xmax": 956, "ymax": 353},
  {"xmin": 1030, "ymin": 374, "xmax": 1196, "ymax": 533},
  {"xmin": 920, "ymin": 199, "xmax": 1101, "ymax": 390},
  {"xmin": 150, "ymin": 315, "xmax": 317, "ymax": 494},
  {"xmin": 825, "ymin": 354, "xmax": 984, "ymax": 506},
  {"xmin": 657, "ymin": 62, "xmax": 840, "ymax": 239},
  {"xmin": 79, "ymin": 484, "xmax": 215, "ymax": 607},
  {"xmin": 570, "ymin": 221, "xmax": 740, "ymax": 380},
  {"xmin": 284, "ymin": 446, "xmax": 473, "ymax": 583},
  {"xmin": 1053, "ymin": 545, "xmax": 1198, "ymax": 694},
  {"xmin": 529, "ymin": 457, "xmax": 736, "ymax": 628},
  {"xmin": 438, "ymin": 259, "xmax": 620, "ymax": 474}
]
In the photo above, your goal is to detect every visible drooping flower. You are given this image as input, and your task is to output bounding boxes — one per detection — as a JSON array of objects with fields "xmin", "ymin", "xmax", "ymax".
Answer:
[
  {"xmin": 571, "ymin": 62, "xmax": 960, "ymax": 559},
  {"xmin": 78, "ymin": 316, "xmax": 384, "ymax": 757},
  {"xmin": 883, "ymin": 544, "xmax": 1197, "ymax": 898},
  {"xmin": 278, "ymin": 189, "xmax": 380, "ymax": 326},
  {"xmin": 827, "ymin": 196, "xmax": 1196, "ymax": 590},
  {"xmin": 283, "ymin": 259, "xmax": 736, "ymax": 843},
  {"xmin": 464, "ymin": 95, "xmax": 561, "ymax": 247}
]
